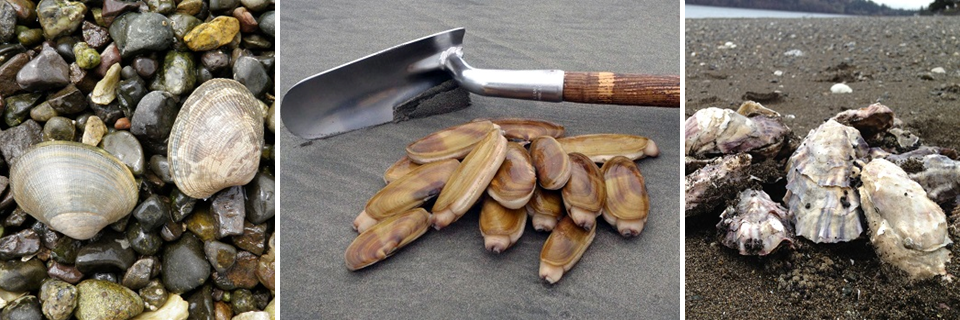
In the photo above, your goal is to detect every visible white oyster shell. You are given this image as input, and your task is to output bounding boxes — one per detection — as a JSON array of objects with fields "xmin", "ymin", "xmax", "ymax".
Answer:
[
  {"xmin": 717, "ymin": 189, "xmax": 795, "ymax": 256},
  {"xmin": 684, "ymin": 101, "xmax": 790, "ymax": 159},
  {"xmin": 859, "ymin": 158, "xmax": 952, "ymax": 279},
  {"xmin": 784, "ymin": 119, "xmax": 868, "ymax": 243}
]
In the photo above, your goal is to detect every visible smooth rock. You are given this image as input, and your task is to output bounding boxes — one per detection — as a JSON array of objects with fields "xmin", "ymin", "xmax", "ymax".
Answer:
[
  {"xmin": 213, "ymin": 251, "xmax": 257, "ymax": 290},
  {"xmin": 130, "ymin": 90, "xmax": 177, "ymax": 143},
  {"xmin": 232, "ymin": 56, "xmax": 269, "ymax": 97},
  {"xmin": 172, "ymin": 188, "xmax": 197, "ymax": 222},
  {"xmin": 132, "ymin": 293, "xmax": 188, "ymax": 320},
  {"xmin": 94, "ymin": 43, "xmax": 119, "ymax": 78},
  {"xmin": 138, "ymin": 280, "xmax": 167, "ymax": 312},
  {"xmin": 126, "ymin": 222, "xmax": 161, "ymax": 256},
  {"xmin": 72, "ymin": 42, "xmax": 100, "ymax": 70},
  {"xmin": 16, "ymin": 44, "xmax": 69, "ymax": 91},
  {"xmin": 121, "ymin": 258, "xmax": 155, "ymax": 290},
  {"xmin": 1, "ymin": 295, "xmax": 41, "ymax": 320},
  {"xmin": 120, "ymin": 13, "xmax": 174, "ymax": 58},
  {"xmin": 30, "ymin": 103, "xmax": 58, "ymax": 122},
  {"xmin": 39, "ymin": 279, "xmax": 77, "ymax": 320},
  {"xmin": 240, "ymin": 35, "xmax": 271, "ymax": 50},
  {"xmin": 175, "ymin": 0, "xmax": 201, "ymax": 15},
  {"xmin": 144, "ymin": 0, "xmax": 175, "ymax": 14},
  {"xmin": 831, "ymin": 83, "xmax": 852, "ymax": 94},
  {"xmin": 75, "ymin": 233, "xmax": 137, "ymax": 273},
  {"xmin": 186, "ymin": 284, "xmax": 213, "ymax": 320},
  {"xmin": 0, "ymin": 259, "xmax": 46, "ymax": 292},
  {"xmin": 50, "ymin": 237, "xmax": 80, "ymax": 265},
  {"xmin": 0, "ymin": 2, "xmax": 15, "ymax": 42},
  {"xmin": 162, "ymin": 234, "xmax": 209, "ymax": 293},
  {"xmin": 256, "ymin": 234, "xmax": 273, "ymax": 293},
  {"xmin": 100, "ymin": 130, "xmax": 145, "ymax": 175},
  {"xmin": 75, "ymin": 279, "xmax": 144, "ymax": 320},
  {"xmin": 0, "ymin": 53, "xmax": 29, "ymax": 96},
  {"xmin": 184, "ymin": 16, "xmax": 239, "ymax": 52},
  {"xmin": 240, "ymin": 0, "xmax": 270, "ymax": 12},
  {"xmin": 212, "ymin": 187, "xmax": 245, "ymax": 238},
  {"xmin": 152, "ymin": 51, "xmax": 195, "ymax": 95},
  {"xmin": 53, "ymin": 34, "xmax": 78, "ymax": 62},
  {"xmin": 185, "ymin": 207, "xmax": 218, "ymax": 242},
  {"xmin": 257, "ymin": 11, "xmax": 273, "ymax": 38},
  {"xmin": 46, "ymin": 261, "xmax": 83, "ymax": 284},
  {"xmin": 3, "ymin": 207, "xmax": 26, "ymax": 227},
  {"xmin": 46, "ymin": 84, "xmax": 86, "ymax": 115},
  {"xmin": 36, "ymin": 0, "xmax": 86, "ymax": 40},
  {"xmin": 209, "ymin": 0, "xmax": 238, "ymax": 11},
  {"xmin": 5, "ymin": 0, "xmax": 36, "ymax": 23},
  {"xmin": 245, "ymin": 172, "xmax": 274, "ymax": 224},
  {"xmin": 41, "ymin": 116, "xmax": 75, "ymax": 142},
  {"xmin": 15, "ymin": 27, "xmax": 43, "ymax": 47},
  {"xmin": 214, "ymin": 302, "xmax": 232, "ymax": 320},
  {"xmin": 149, "ymin": 155, "xmax": 173, "ymax": 184},
  {"xmin": 4, "ymin": 93, "xmax": 42, "ymax": 127},
  {"xmin": 0, "ymin": 119, "xmax": 41, "ymax": 165},
  {"xmin": 81, "ymin": 21, "xmax": 109, "ymax": 49},
  {"xmin": 133, "ymin": 194, "xmax": 171, "ymax": 231},
  {"xmin": 231, "ymin": 222, "xmax": 265, "ymax": 255},
  {"xmin": 168, "ymin": 13, "xmax": 200, "ymax": 43},
  {"xmin": 101, "ymin": 0, "xmax": 141, "ymax": 21},
  {"xmin": 0, "ymin": 228, "xmax": 39, "ymax": 260},
  {"xmin": 230, "ymin": 289, "xmax": 255, "ymax": 314},
  {"xmin": 200, "ymin": 50, "xmax": 229, "ymax": 71},
  {"xmin": 81, "ymin": 115, "xmax": 106, "ymax": 146},
  {"xmin": 117, "ymin": 75, "xmax": 147, "ymax": 110},
  {"xmin": 233, "ymin": 7, "xmax": 257, "ymax": 33},
  {"xmin": 203, "ymin": 240, "xmax": 236, "ymax": 273},
  {"xmin": 91, "ymin": 63, "xmax": 121, "ymax": 105},
  {"xmin": 132, "ymin": 56, "xmax": 158, "ymax": 79},
  {"xmin": 89, "ymin": 99, "xmax": 124, "ymax": 125}
]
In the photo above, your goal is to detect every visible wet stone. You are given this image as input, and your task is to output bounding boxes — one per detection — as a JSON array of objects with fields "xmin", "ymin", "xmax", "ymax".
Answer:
[
  {"xmin": 169, "ymin": 13, "xmax": 201, "ymax": 43},
  {"xmin": 185, "ymin": 207, "xmax": 219, "ymax": 242},
  {"xmin": 231, "ymin": 222, "xmax": 265, "ymax": 255},
  {"xmin": 184, "ymin": 16, "xmax": 239, "ymax": 52},
  {"xmin": 241, "ymin": 0, "xmax": 270, "ymax": 11},
  {"xmin": 91, "ymin": 272, "xmax": 118, "ymax": 283},
  {"xmin": 0, "ymin": 229, "xmax": 40, "ymax": 260},
  {"xmin": 245, "ymin": 172, "xmax": 275, "ymax": 224},
  {"xmin": 68, "ymin": 63, "xmax": 96, "ymax": 93},
  {"xmin": 75, "ymin": 279, "xmax": 144, "ymax": 320},
  {"xmin": 233, "ymin": 56, "xmax": 270, "ymax": 97},
  {"xmin": 100, "ymin": 130, "xmax": 145, "ymax": 175},
  {"xmin": 256, "ymin": 234, "xmax": 274, "ymax": 292},
  {"xmin": 5, "ymin": 0, "xmax": 36, "ymax": 23},
  {"xmin": 187, "ymin": 284, "xmax": 213, "ymax": 320},
  {"xmin": 233, "ymin": 7, "xmax": 257, "ymax": 33},
  {"xmin": 162, "ymin": 234, "xmax": 210, "ymax": 293},
  {"xmin": 149, "ymin": 155, "xmax": 173, "ymax": 184},
  {"xmin": 0, "ymin": 259, "xmax": 47, "ymax": 292},
  {"xmin": 75, "ymin": 233, "xmax": 137, "ymax": 273},
  {"xmin": 45, "ymin": 84, "xmax": 86, "ymax": 114},
  {"xmin": 4, "ymin": 207, "xmax": 27, "ymax": 227},
  {"xmin": 101, "ymin": 0, "xmax": 141, "ymax": 20},
  {"xmin": 94, "ymin": 43, "xmax": 119, "ymax": 78},
  {"xmin": 91, "ymin": 63, "xmax": 120, "ymax": 105},
  {"xmin": 0, "ymin": 1, "xmax": 15, "ymax": 43},
  {"xmin": 109, "ymin": 212, "xmax": 130, "ymax": 233},
  {"xmin": 50, "ymin": 237, "xmax": 81, "ymax": 264},
  {"xmin": 139, "ymin": 279, "xmax": 167, "ymax": 312},
  {"xmin": 81, "ymin": 115, "xmax": 106, "ymax": 146},
  {"xmin": 213, "ymin": 186, "xmax": 245, "ymax": 238},
  {"xmin": 54, "ymin": 37, "xmax": 78, "ymax": 62},
  {"xmin": 1, "ymin": 295, "xmax": 42, "ymax": 320},
  {"xmin": 175, "ymin": 0, "xmax": 202, "ymax": 15},
  {"xmin": 89, "ymin": 101, "xmax": 124, "ymax": 127},
  {"xmin": 15, "ymin": 27, "xmax": 43, "ymax": 47},
  {"xmin": 132, "ymin": 56, "xmax": 158, "ymax": 79},
  {"xmin": 81, "ymin": 21, "xmax": 109, "ymax": 49},
  {"xmin": 42, "ymin": 116, "xmax": 76, "ymax": 141},
  {"xmin": 0, "ymin": 53, "xmax": 29, "ymax": 96},
  {"xmin": 257, "ymin": 11, "xmax": 273, "ymax": 38},
  {"xmin": 213, "ymin": 251, "xmax": 257, "ymax": 290},
  {"xmin": 47, "ymin": 261, "xmax": 83, "ymax": 284},
  {"xmin": 121, "ymin": 258, "xmax": 155, "ymax": 290},
  {"xmin": 119, "ymin": 13, "xmax": 173, "ymax": 58},
  {"xmin": 4, "ymin": 93, "xmax": 42, "ymax": 127},
  {"xmin": 0, "ymin": 119, "xmax": 41, "ymax": 165},
  {"xmin": 39, "ymin": 279, "xmax": 77, "ymax": 320},
  {"xmin": 72, "ymin": 42, "xmax": 100, "ymax": 70},
  {"xmin": 209, "ymin": 0, "xmax": 238, "ymax": 11},
  {"xmin": 16, "ymin": 44, "xmax": 69, "ymax": 91},
  {"xmin": 117, "ymin": 76, "xmax": 147, "ymax": 110},
  {"xmin": 203, "ymin": 240, "xmax": 236, "ymax": 273},
  {"xmin": 145, "ymin": 0, "xmax": 174, "ymax": 14},
  {"xmin": 37, "ymin": 0, "xmax": 87, "ymax": 40},
  {"xmin": 126, "ymin": 221, "xmax": 161, "ymax": 255},
  {"xmin": 201, "ymin": 50, "xmax": 229, "ymax": 72},
  {"xmin": 152, "ymin": 50, "xmax": 195, "ymax": 96},
  {"xmin": 214, "ymin": 301, "xmax": 232, "ymax": 320},
  {"xmin": 133, "ymin": 194, "xmax": 171, "ymax": 231},
  {"xmin": 240, "ymin": 34, "xmax": 271, "ymax": 50},
  {"xmin": 230, "ymin": 289, "xmax": 255, "ymax": 314},
  {"xmin": 121, "ymin": 65, "xmax": 137, "ymax": 79},
  {"xmin": 131, "ymin": 90, "xmax": 177, "ymax": 144},
  {"xmin": 160, "ymin": 220, "xmax": 183, "ymax": 242}
]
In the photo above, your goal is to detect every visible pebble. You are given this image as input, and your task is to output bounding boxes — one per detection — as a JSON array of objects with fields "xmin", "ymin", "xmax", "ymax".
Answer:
[
  {"xmin": 3, "ymin": 92, "xmax": 38, "ymax": 125},
  {"xmin": 233, "ymin": 7, "xmax": 258, "ymax": 33},
  {"xmin": 0, "ymin": 52, "xmax": 29, "ymax": 96},
  {"xmin": 169, "ymin": 13, "xmax": 201, "ymax": 44},
  {"xmin": 39, "ymin": 279, "xmax": 77, "ymax": 320},
  {"xmin": 90, "ymin": 102, "xmax": 125, "ymax": 127},
  {"xmin": 5, "ymin": 0, "xmax": 36, "ymax": 22},
  {"xmin": 75, "ymin": 279, "xmax": 144, "ymax": 320},
  {"xmin": 81, "ymin": 115, "xmax": 107, "ymax": 146},
  {"xmin": 230, "ymin": 289, "xmax": 255, "ymax": 314},
  {"xmin": 186, "ymin": 284, "xmax": 213, "ymax": 319},
  {"xmin": 4, "ymin": 207, "xmax": 27, "ymax": 227},
  {"xmin": 149, "ymin": 155, "xmax": 174, "ymax": 184},
  {"xmin": 204, "ymin": 240, "xmax": 237, "ymax": 273},
  {"xmin": 42, "ymin": 116, "xmax": 75, "ymax": 141},
  {"xmin": 231, "ymin": 222, "xmax": 266, "ymax": 255},
  {"xmin": 209, "ymin": 0, "xmax": 238, "ymax": 12},
  {"xmin": 94, "ymin": 43, "xmax": 119, "ymax": 78},
  {"xmin": 932, "ymin": 67, "xmax": 946, "ymax": 74},
  {"xmin": 72, "ymin": 42, "xmax": 100, "ymax": 69},
  {"xmin": 144, "ymin": 0, "xmax": 175, "ymax": 14},
  {"xmin": 37, "ymin": 0, "xmax": 87, "ymax": 40},
  {"xmin": 153, "ymin": 50, "xmax": 195, "ymax": 95},
  {"xmin": 0, "ymin": 259, "xmax": 47, "ymax": 292},
  {"xmin": 184, "ymin": 16, "xmax": 240, "ymax": 52},
  {"xmin": 121, "ymin": 258, "xmax": 155, "ymax": 290},
  {"xmin": 175, "ymin": 0, "xmax": 202, "ymax": 15},
  {"xmin": 257, "ymin": 234, "xmax": 274, "ymax": 293},
  {"xmin": 160, "ymin": 219, "xmax": 184, "ymax": 242},
  {"xmin": 266, "ymin": 103, "xmax": 275, "ymax": 133},
  {"xmin": 46, "ymin": 261, "xmax": 83, "ymax": 284},
  {"xmin": 201, "ymin": 50, "xmax": 230, "ymax": 71},
  {"xmin": 186, "ymin": 207, "xmax": 219, "ymax": 241},
  {"xmin": 50, "ymin": 236, "xmax": 79, "ymax": 264},
  {"xmin": 132, "ymin": 56, "xmax": 158, "ymax": 79},
  {"xmin": 91, "ymin": 63, "xmax": 121, "ymax": 104},
  {"xmin": 100, "ymin": 130, "xmax": 145, "ymax": 175},
  {"xmin": 117, "ymin": 13, "xmax": 174, "ymax": 58},
  {"xmin": 245, "ymin": 172, "xmax": 275, "ymax": 224},
  {"xmin": 0, "ymin": 2, "xmax": 15, "ymax": 42},
  {"xmin": 117, "ymin": 76, "xmax": 147, "ymax": 110},
  {"xmin": 232, "ymin": 311, "xmax": 269, "ymax": 320},
  {"xmin": 54, "ymin": 37, "xmax": 77, "ymax": 62},
  {"xmin": 16, "ymin": 44, "xmax": 70, "ymax": 91},
  {"xmin": 75, "ymin": 233, "xmax": 137, "ymax": 273},
  {"xmin": 131, "ymin": 293, "xmax": 188, "ymax": 320},
  {"xmin": 0, "ymin": 229, "xmax": 40, "ymax": 260},
  {"xmin": 133, "ymin": 194, "xmax": 172, "ymax": 231},
  {"xmin": 1, "ymin": 295, "xmax": 42, "ymax": 320},
  {"xmin": 240, "ymin": 0, "xmax": 270, "ymax": 12},
  {"xmin": 215, "ymin": 301, "xmax": 233, "ymax": 320},
  {"xmin": 213, "ymin": 251, "xmax": 258, "ymax": 290},
  {"xmin": 830, "ymin": 83, "xmax": 853, "ymax": 94},
  {"xmin": 257, "ymin": 11, "xmax": 273, "ymax": 38},
  {"xmin": 131, "ymin": 91, "xmax": 178, "ymax": 145},
  {"xmin": 784, "ymin": 49, "xmax": 804, "ymax": 57},
  {"xmin": 213, "ymin": 186, "xmax": 245, "ymax": 238},
  {"xmin": 138, "ymin": 280, "xmax": 168, "ymax": 312},
  {"xmin": 162, "ymin": 234, "xmax": 210, "ymax": 293},
  {"xmin": 81, "ymin": 21, "xmax": 109, "ymax": 49},
  {"xmin": 233, "ymin": 56, "xmax": 270, "ymax": 97},
  {"xmin": 16, "ymin": 27, "xmax": 43, "ymax": 47},
  {"xmin": 114, "ymin": 117, "xmax": 130, "ymax": 130},
  {"xmin": 100, "ymin": 0, "xmax": 139, "ymax": 22},
  {"xmin": 126, "ymin": 222, "xmax": 161, "ymax": 256},
  {"xmin": 0, "ymin": 119, "xmax": 41, "ymax": 165}
]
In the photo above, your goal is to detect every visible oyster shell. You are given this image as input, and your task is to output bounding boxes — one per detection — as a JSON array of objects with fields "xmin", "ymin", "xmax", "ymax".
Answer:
[
  {"xmin": 486, "ymin": 142, "xmax": 536, "ymax": 209},
  {"xmin": 685, "ymin": 153, "xmax": 753, "ymax": 217},
  {"xmin": 540, "ymin": 216, "xmax": 596, "ymax": 284},
  {"xmin": 557, "ymin": 134, "xmax": 659, "ymax": 163},
  {"xmin": 382, "ymin": 155, "xmax": 421, "ymax": 184},
  {"xmin": 345, "ymin": 208, "xmax": 431, "ymax": 271},
  {"xmin": 10, "ymin": 141, "xmax": 138, "ymax": 240},
  {"xmin": 530, "ymin": 136, "xmax": 571, "ymax": 190},
  {"xmin": 562, "ymin": 152, "xmax": 606, "ymax": 230},
  {"xmin": 830, "ymin": 103, "xmax": 894, "ymax": 141},
  {"xmin": 784, "ymin": 120, "xmax": 867, "ymax": 243},
  {"xmin": 601, "ymin": 156, "xmax": 649, "ymax": 237},
  {"xmin": 859, "ymin": 158, "xmax": 952, "ymax": 279},
  {"xmin": 684, "ymin": 101, "xmax": 790, "ymax": 160},
  {"xmin": 479, "ymin": 197, "xmax": 526, "ymax": 253},
  {"xmin": 354, "ymin": 159, "xmax": 459, "ymax": 233},
  {"xmin": 526, "ymin": 187, "xmax": 564, "ymax": 232},
  {"xmin": 490, "ymin": 118, "xmax": 565, "ymax": 144},
  {"xmin": 905, "ymin": 155, "xmax": 960, "ymax": 204},
  {"xmin": 717, "ymin": 189, "xmax": 794, "ymax": 256},
  {"xmin": 168, "ymin": 79, "xmax": 264, "ymax": 199},
  {"xmin": 431, "ymin": 129, "xmax": 508, "ymax": 230},
  {"xmin": 405, "ymin": 120, "xmax": 497, "ymax": 164}
]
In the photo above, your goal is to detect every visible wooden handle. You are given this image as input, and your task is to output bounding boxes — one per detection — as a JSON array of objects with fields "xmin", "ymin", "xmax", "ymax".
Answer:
[{"xmin": 562, "ymin": 72, "xmax": 680, "ymax": 107}]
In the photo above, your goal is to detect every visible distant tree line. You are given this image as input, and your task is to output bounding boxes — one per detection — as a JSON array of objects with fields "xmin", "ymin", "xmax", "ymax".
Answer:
[
  {"xmin": 685, "ymin": 0, "xmax": 917, "ymax": 16},
  {"xmin": 925, "ymin": 0, "xmax": 959, "ymax": 14}
]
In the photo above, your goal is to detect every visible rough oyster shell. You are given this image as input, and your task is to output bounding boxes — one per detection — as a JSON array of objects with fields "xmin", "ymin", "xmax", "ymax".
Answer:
[
  {"xmin": 859, "ymin": 158, "xmax": 952, "ymax": 279},
  {"xmin": 345, "ymin": 208, "xmax": 431, "ymax": 271},
  {"xmin": 685, "ymin": 101, "xmax": 790, "ymax": 160},
  {"xmin": 784, "ymin": 120, "xmax": 867, "ymax": 243},
  {"xmin": 717, "ymin": 189, "xmax": 794, "ymax": 256},
  {"xmin": 486, "ymin": 142, "xmax": 536, "ymax": 209},
  {"xmin": 526, "ymin": 187, "xmax": 564, "ymax": 232},
  {"xmin": 478, "ymin": 197, "xmax": 526, "ymax": 253},
  {"xmin": 684, "ymin": 153, "xmax": 753, "ymax": 217},
  {"xmin": 406, "ymin": 120, "xmax": 497, "ymax": 164},
  {"xmin": 600, "ymin": 156, "xmax": 649, "ymax": 237},
  {"xmin": 906, "ymin": 155, "xmax": 960, "ymax": 204},
  {"xmin": 562, "ymin": 153, "xmax": 606, "ymax": 230},
  {"xmin": 431, "ymin": 128, "xmax": 507, "ymax": 230},
  {"xmin": 557, "ymin": 134, "xmax": 659, "ymax": 163},
  {"xmin": 354, "ymin": 159, "xmax": 459, "ymax": 233},
  {"xmin": 540, "ymin": 216, "xmax": 596, "ymax": 284},
  {"xmin": 830, "ymin": 103, "xmax": 894, "ymax": 141}
]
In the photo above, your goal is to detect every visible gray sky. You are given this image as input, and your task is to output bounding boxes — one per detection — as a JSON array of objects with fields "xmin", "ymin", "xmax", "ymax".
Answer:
[{"xmin": 873, "ymin": 0, "xmax": 925, "ymax": 9}]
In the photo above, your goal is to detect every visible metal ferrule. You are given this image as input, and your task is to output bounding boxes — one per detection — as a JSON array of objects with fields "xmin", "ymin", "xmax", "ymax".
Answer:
[{"xmin": 440, "ymin": 47, "xmax": 564, "ymax": 102}]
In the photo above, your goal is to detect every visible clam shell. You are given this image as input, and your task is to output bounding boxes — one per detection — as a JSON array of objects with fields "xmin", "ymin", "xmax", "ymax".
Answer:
[
  {"xmin": 382, "ymin": 155, "xmax": 421, "ymax": 184},
  {"xmin": 431, "ymin": 128, "xmax": 507, "ymax": 230},
  {"xmin": 486, "ymin": 142, "xmax": 536, "ymax": 209},
  {"xmin": 557, "ymin": 134, "xmax": 659, "ymax": 163},
  {"xmin": 600, "ymin": 156, "xmax": 649, "ymax": 237},
  {"xmin": 530, "ymin": 136, "xmax": 571, "ymax": 190},
  {"xmin": 11, "ymin": 141, "xmax": 138, "ymax": 240},
  {"xmin": 717, "ymin": 189, "xmax": 794, "ymax": 256},
  {"xmin": 406, "ymin": 120, "xmax": 497, "ymax": 164},
  {"xmin": 562, "ymin": 152, "xmax": 605, "ymax": 230},
  {"xmin": 490, "ymin": 118, "xmax": 565, "ymax": 144},
  {"xmin": 478, "ymin": 197, "xmax": 526, "ymax": 253},
  {"xmin": 685, "ymin": 102, "xmax": 790, "ymax": 160},
  {"xmin": 344, "ymin": 208, "xmax": 430, "ymax": 271},
  {"xmin": 859, "ymin": 159, "xmax": 952, "ymax": 279},
  {"xmin": 354, "ymin": 159, "xmax": 459, "ymax": 233},
  {"xmin": 168, "ymin": 79, "xmax": 264, "ymax": 199},
  {"xmin": 539, "ymin": 216, "xmax": 596, "ymax": 284},
  {"xmin": 526, "ymin": 187, "xmax": 564, "ymax": 232}
]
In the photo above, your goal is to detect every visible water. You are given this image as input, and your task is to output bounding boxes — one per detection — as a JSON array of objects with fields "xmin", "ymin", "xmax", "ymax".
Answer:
[{"xmin": 685, "ymin": 4, "xmax": 851, "ymax": 18}]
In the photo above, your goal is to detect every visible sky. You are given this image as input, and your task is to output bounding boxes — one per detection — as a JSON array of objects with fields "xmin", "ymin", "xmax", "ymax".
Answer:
[{"xmin": 873, "ymin": 0, "xmax": 925, "ymax": 10}]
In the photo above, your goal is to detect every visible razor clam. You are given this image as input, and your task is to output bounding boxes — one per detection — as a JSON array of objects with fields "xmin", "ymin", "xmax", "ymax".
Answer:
[
  {"xmin": 557, "ymin": 134, "xmax": 659, "ymax": 163},
  {"xmin": 168, "ymin": 79, "xmax": 264, "ymax": 199},
  {"xmin": 717, "ymin": 189, "xmax": 794, "ymax": 256},
  {"xmin": 487, "ymin": 142, "xmax": 537, "ymax": 209},
  {"xmin": 830, "ymin": 103, "xmax": 894, "ymax": 142},
  {"xmin": 355, "ymin": 159, "xmax": 459, "ymax": 233},
  {"xmin": 859, "ymin": 159, "xmax": 952, "ymax": 279},
  {"xmin": 345, "ymin": 208, "xmax": 431, "ymax": 271},
  {"xmin": 479, "ymin": 197, "xmax": 527, "ymax": 253},
  {"xmin": 406, "ymin": 120, "xmax": 498, "ymax": 164},
  {"xmin": 562, "ymin": 153, "xmax": 606, "ymax": 230},
  {"xmin": 526, "ymin": 187, "xmax": 565, "ymax": 232},
  {"xmin": 382, "ymin": 155, "xmax": 421, "ymax": 184},
  {"xmin": 530, "ymin": 136, "xmax": 571, "ymax": 190},
  {"xmin": 685, "ymin": 153, "xmax": 753, "ymax": 217},
  {"xmin": 540, "ymin": 216, "xmax": 596, "ymax": 284},
  {"xmin": 10, "ymin": 141, "xmax": 138, "ymax": 240},
  {"xmin": 431, "ymin": 128, "xmax": 508, "ymax": 230},
  {"xmin": 905, "ymin": 155, "xmax": 960, "ymax": 204},
  {"xmin": 684, "ymin": 101, "xmax": 790, "ymax": 160},
  {"xmin": 490, "ymin": 118, "xmax": 565, "ymax": 144},
  {"xmin": 784, "ymin": 119, "xmax": 868, "ymax": 243},
  {"xmin": 601, "ymin": 156, "xmax": 649, "ymax": 237}
]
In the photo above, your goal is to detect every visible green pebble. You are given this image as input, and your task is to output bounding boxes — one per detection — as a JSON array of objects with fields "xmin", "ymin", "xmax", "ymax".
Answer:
[
  {"xmin": 16, "ymin": 26, "xmax": 42, "ymax": 47},
  {"xmin": 75, "ymin": 279, "xmax": 144, "ymax": 320},
  {"xmin": 230, "ymin": 289, "xmax": 256, "ymax": 314},
  {"xmin": 72, "ymin": 42, "xmax": 100, "ymax": 69},
  {"xmin": 42, "ymin": 116, "xmax": 75, "ymax": 141}
]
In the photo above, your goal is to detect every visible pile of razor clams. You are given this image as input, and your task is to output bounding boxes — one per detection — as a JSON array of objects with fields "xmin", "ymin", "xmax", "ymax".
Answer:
[
  {"xmin": 0, "ymin": 0, "xmax": 276, "ymax": 319},
  {"xmin": 344, "ymin": 119, "xmax": 657, "ymax": 284},
  {"xmin": 685, "ymin": 101, "xmax": 953, "ymax": 280}
]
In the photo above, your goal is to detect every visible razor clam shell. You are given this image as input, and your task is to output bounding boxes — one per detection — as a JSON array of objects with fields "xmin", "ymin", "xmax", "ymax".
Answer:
[
  {"xmin": 405, "ymin": 120, "xmax": 497, "ymax": 164},
  {"xmin": 382, "ymin": 155, "xmax": 421, "ymax": 184},
  {"xmin": 684, "ymin": 153, "xmax": 752, "ymax": 217},
  {"xmin": 717, "ymin": 189, "xmax": 794, "ymax": 256},
  {"xmin": 684, "ymin": 102, "xmax": 790, "ymax": 160},
  {"xmin": 168, "ymin": 79, "xmax": 264, "ymax": 199},
  {"xmin": 345, "ymin": 208, "xmax": 431, "ymax": 271},
  {"xmin": 431, "ymin": 129, "xmax": 508, "ymax": 230},
  {"xmin": 490, "ymin": 118, "xmax": 565, "ymax": 143},
  {"xmin": 906, "ymin": 155, "xmax": 960, "ymax": 204},
  {"xmin": 479, "ymin": 197, "xmax": 527, "ymax": 253},
  {"xmin": 539, "ymin": 216, "xmax": 596, "ymax": 284},
  {"xmin": 526, "ymin": 187, "xmax": 564, "ymax": 232},
  {"xmin": 557, "ymin": 134, "xmax": 659, "ymax": 163},
  {"xmin": 859, "ymin": 158, "xmax": 952, "ymax": 279},
  {"xmin": 530, "ymin": 136, "xmax": 571, "ymax": 190},
  {"xmin": 11, "ymin": 141, "xmax": 138, "ymax": 240},
  {"xmin": 601, "ymin": 156, "xmax": 649, "ymax": 237},
  {"xmin": 785, "ymin": 120, "xmax": 867, "ymax": 243},
  {"xmin": 562, "ymin": 153, "xmax": 605, "ymax": 230},
  {"xmin": 355, "ymin": 159, "xmax": 459, "ymax": 233},
  {"xmin": 487, "ymin": 142, "xmax": 536, "ymax": 209}
]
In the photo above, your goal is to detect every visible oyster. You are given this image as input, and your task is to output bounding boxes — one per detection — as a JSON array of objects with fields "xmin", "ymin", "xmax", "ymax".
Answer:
[
  {"xmin": 431, "ymin": 129, "xmax": 508, "ymax": 230},
  {"xmin": 859, "ymin": 159, "xmax": 952, "ymax": 279},
  {"xmin": 354, "ymin": 159, "xmax": 459, "ymax": 233},
  {"xmin": 684, "ymin": 153, "xmax": 753, "ymax": 217},
  {"xmin": 486, "ymin": 142, "xmax": 536, "ymax": 209},
  {"xmin": 530, "ymin": 136, "xmax": 571, "ymax": 190},
  {"xmin": 600, "ymin": 156, "xmax": 649, "ymax": 237},
  {"xmin": 479, "ymin": 197, "xmax": 526, "ymax": 253},
  {"xmin": 830, "ymin": 103, "xmax": 893, "ymax": 141},
  {"xmin": 906, "ymin": 155, "xmax": 960, "ymax": 204},
  {"xmin": 540, "ymin": 216, "xmax": 596, "ymax": 284},
  {"xmin": 562, "ymin": 153, "xmax": 606, "ymax": 230},
  {"xmin": 490, "ymin": 118, "xmax": 565, "ymax": 144},
  {"xmin": 382, "ymin": 155, "xmax": 421, "ymax": 184},
  {"xmin": 717, "ymin": 189, "xmax": 794, "ymax": 256},
  {"xmin": 405, "ymin": 120, "xmax": 497, "ymax": 164},
  {"xmin": 784, "ymin": 120, "xmax": 867, "ymax": 243},
  {"xmin": 526, "ymin": 187, "xmax": 564, "ymax": 232},
  {"xmin": 345, "ymin": 208, "xmax": 431, "ymax": 271},
  {"xmin": 685, "ymin": 101, "xmax": 790, "ymax": 160},
  {"xmin": 557, "ymin": 134, "xmax": 659, "ymax": 163}
]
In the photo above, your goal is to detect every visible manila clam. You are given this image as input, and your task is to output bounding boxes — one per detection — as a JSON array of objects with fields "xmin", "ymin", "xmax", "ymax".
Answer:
[
  {"xmin": 479, "ymin": 197, "xmax": 527, "ymax": 253},
  {"xmin": 562, "ymin": 152, "xmax": 606, "ymax": 230},
  {"xmin": 540, "ymin": 216, "xmax": 596, "ymax": 284},
  {"xmin": 354, "ymin": 159, "xmax": 459, "ymax": 233},
  {"xmin": 10, "ymin": 141, "xmax": 138, "ymax": 240},
  {"xmin": 717, "ymin": 189, "xmax": 794, "ymax": 256},
  {"xmin": 345, "ymin": 208, "xmax": 431, "ymax": 271},
  {"xmin": 486, "ymin": 142, "xmax": 537, "ymax": 209},
  {"xmin": 405, "ymin": 120, "xmax": 498, "ymax": 164},
  {"xmin": 168, "ymin": 79, "xmax": 265, "ymax": 199},
  {"xmin": 431, "ymin": 128, "xmax": 507, "ymax": 230},
  {"xmin": 601, "ymin": 156, "xmax": 650, "ymax": 237}
]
